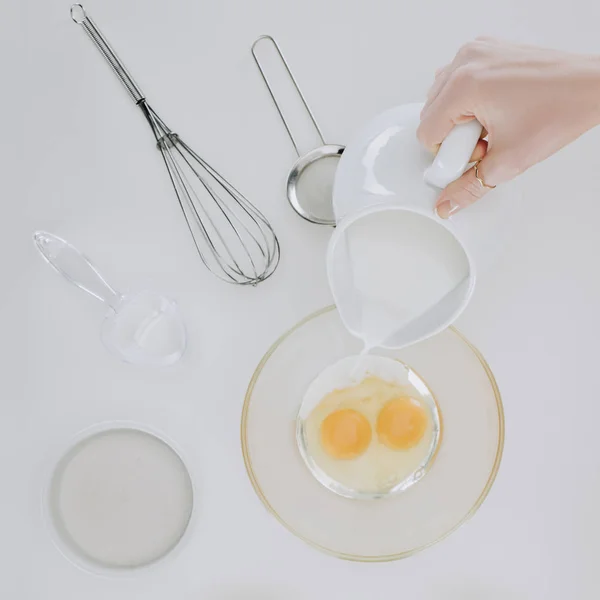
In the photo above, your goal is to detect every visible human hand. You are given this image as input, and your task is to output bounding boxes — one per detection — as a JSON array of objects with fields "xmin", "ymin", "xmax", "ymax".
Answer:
[{"xmin": 417, "ymin": 38, "xmax": 600, "ymax": 218}]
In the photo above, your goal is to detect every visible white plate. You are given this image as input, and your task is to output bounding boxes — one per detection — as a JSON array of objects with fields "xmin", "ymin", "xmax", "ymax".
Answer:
[{"xmin": 43, "ymin": 422, "xmax": 195, "ymax": 576}]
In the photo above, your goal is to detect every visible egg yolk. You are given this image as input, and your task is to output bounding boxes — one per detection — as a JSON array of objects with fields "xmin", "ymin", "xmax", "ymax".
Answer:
[
  {"xmin": 320, "ymin": 409, "xmax": 372, "ymax": 460},
  {"xmin": 376, "ymin": 397, "xmax": 428, "ymax": 450}
]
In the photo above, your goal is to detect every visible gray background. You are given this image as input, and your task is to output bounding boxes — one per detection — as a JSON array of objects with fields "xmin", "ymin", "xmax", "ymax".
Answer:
[{"xmin": 4, "ymin": 0, "xmax": 600, "ymax": 597}]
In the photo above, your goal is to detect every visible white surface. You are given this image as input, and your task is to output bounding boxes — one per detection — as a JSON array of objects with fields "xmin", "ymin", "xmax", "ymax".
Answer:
[{"xmin": 4, "ymin": 0, "xmax": 600, "ymax": 597}]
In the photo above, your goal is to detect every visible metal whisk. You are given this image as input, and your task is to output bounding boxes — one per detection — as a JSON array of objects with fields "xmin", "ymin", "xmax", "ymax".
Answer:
[{"xmin": 70, "ymin": 4, "xmax": 280, "ymax": 285}]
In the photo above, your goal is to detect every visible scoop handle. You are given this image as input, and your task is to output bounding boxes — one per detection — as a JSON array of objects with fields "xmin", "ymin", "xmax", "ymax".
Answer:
[
  {"xmin": 423, "ymin": 120, "xmax": 483, "ymax": 189},
  {"xmin": 33, "ymin": 232, "xmax": 121, "ymax": 309}
]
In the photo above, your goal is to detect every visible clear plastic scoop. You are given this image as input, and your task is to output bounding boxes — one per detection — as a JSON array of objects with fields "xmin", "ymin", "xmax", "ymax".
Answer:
[{"xmin": 33, "ymin": 232, "xmax": 186, "ymax": 367}]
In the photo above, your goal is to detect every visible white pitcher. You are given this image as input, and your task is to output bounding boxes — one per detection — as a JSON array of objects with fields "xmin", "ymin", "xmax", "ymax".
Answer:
[{"xmin": 329, "ymin": 103, "xmax": 518, "ymax": 350}]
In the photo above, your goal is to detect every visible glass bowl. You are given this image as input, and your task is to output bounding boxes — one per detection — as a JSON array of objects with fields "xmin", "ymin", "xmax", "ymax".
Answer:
[{"xmin": 241, "ymin": 306, "xmax": 504, "ymax": 561}]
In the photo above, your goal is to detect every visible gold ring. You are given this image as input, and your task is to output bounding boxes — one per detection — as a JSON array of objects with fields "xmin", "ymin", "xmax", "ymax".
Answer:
[{"xmin": 474, "ymin": 161, "xmax": 496, "ymax": 189}]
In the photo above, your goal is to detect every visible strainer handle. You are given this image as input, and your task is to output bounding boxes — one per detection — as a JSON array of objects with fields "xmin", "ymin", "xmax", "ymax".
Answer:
[
  {"xmin": 251, "ymin": 35, "xmax": 326, "ymax": 157},
  {"xmin": 70, "ymin": 4, "xmax": 145, "ymax": 104}
]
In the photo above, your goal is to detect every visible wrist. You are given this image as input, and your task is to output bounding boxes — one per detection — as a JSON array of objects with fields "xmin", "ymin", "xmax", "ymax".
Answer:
[{"xmin": 580, "ymin": 55, "xmax": 600, "ymax": 126}]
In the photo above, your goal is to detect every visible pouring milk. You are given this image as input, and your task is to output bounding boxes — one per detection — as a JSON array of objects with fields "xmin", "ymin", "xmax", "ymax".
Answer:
[{"xmin": 328, "ymin": 115, "xmax": 482, "ymax": 351}]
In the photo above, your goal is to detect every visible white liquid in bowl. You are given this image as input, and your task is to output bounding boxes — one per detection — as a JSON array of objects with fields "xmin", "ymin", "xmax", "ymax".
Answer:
[{"xmin": 48, "ymin": 428, "xmax": 193, "ymax": 570}]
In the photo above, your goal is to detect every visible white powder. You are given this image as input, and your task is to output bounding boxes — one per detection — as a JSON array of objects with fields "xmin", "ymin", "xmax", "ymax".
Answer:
[{"xmin": 50, "ymin": 428, "xmax": 193, "ymax": 569}]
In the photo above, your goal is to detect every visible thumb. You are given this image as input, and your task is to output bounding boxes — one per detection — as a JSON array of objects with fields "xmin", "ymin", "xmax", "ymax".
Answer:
[{"xmin": 435, "ymin": 152, "xmax": 501, "ymax": 219}]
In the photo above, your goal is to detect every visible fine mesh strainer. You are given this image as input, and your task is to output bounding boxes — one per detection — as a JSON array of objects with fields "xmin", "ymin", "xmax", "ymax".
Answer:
[{"xmin": 252, "ymin": 35, "xmax": 344, "ymax": 226}]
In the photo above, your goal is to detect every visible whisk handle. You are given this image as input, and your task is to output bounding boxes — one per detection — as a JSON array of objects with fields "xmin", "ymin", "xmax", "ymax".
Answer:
[{"xmin": 70, "ymin": 4, "xmax": 145, "ymax": 104}]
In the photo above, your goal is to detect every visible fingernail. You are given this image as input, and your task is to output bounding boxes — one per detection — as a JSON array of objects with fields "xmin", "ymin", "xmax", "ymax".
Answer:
[{"xmin": 436, "ymin": 200, "xmax": 460, "ymax": 219}]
